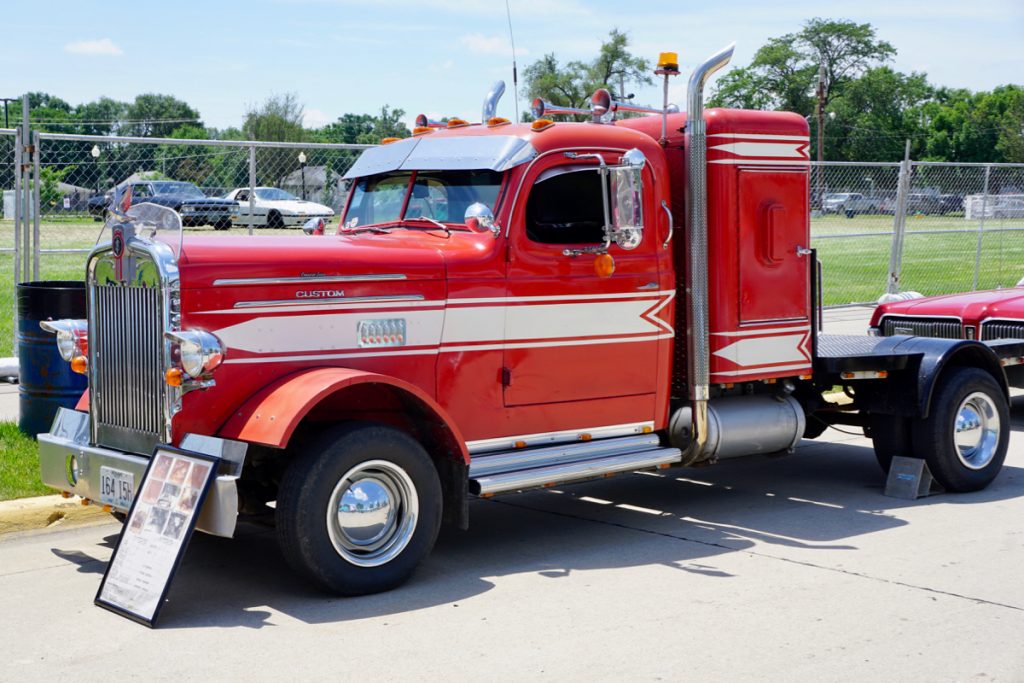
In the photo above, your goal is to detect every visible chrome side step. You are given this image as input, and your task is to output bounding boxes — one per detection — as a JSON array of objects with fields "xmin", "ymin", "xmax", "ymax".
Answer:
[
  {"xmin": 468, "ymin": 435, "xmax": 682, "ymax": 496},
  {"xmin": 469, "ymin": 434, "xmax": 662, "ymax": 478}
]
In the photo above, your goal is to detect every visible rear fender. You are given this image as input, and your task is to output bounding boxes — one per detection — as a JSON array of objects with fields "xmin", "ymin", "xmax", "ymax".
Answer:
[
  {"xmin": 218, "ymin": 367, "xmax": 470, "ymax": 465},
  {"xmin": 900, "ymin": 337, "xmax": 1008, "ymax": 418}
]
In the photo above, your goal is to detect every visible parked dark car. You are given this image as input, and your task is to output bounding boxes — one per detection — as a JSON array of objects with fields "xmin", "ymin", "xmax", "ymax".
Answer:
[
  {"xmin": 938, "ymin": 194, "xmax": 964, "ymax": 214},
  {"xmin": 87, "ymin": 181, "xmax": 238, "ymax": 229}
]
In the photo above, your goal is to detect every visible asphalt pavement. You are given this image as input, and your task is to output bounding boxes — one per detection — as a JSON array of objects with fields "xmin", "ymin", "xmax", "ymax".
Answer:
[{"xmin": 2, "ymin": 306, "xmax": 1023, "ymax": 681}]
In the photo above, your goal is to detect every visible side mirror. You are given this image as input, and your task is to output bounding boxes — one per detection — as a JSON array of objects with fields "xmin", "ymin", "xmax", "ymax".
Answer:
[
  {"xmin": 607, "ymin": 148, "xmax": 645, "ymax": 250},
  {"xmin": 464, "ymin": 202, "xmax": 500, "ymax": 237},
  {"xmin": 302, "ymin": 217, "xmax": 326, "ymax": 236}
]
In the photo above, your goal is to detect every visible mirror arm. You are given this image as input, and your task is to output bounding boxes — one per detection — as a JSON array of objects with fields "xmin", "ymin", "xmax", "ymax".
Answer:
[
  {"xmin": 661, "ymin": 200, "xmax": 673, "ymax": 249},
  {"xmin": 564, "ymin": 151, "xmax": 613, "ymax": 252}
]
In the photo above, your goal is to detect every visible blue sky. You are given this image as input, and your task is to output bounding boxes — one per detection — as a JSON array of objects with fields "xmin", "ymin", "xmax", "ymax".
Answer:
[{"xmin": 4, "ymin": 0, "xmax": 1022, "ymax": 131}]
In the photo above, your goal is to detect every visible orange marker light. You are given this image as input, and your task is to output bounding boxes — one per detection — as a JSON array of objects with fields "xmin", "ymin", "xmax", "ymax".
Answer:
[
  {"xmin": 531, "ymin": 119, "xmax": 554, "ymax": 131},
  {"xmin": 380, "ymin": 137, "xmax": 401, "ymax": 145},
  {"xmin": 413, "ymin": 126, "xmax": 433, "ymax": 135},
  {"xmin": 447, "ymin": 118, "xmax": 470, "ymax": 128},
  {"xmin": 165, "ymin": 367, "xmax": 184, "ymax": 387},
  {"xmin": 594, "ymin": 253, "xmax": 615, "ymax": 278},
  {"xmin": 487, "ymin": 117, "xmax": 510, "ymax": 127},
  {"xmin": 70, "ymin": 355, "xmax": 88, "ymax": 374}
]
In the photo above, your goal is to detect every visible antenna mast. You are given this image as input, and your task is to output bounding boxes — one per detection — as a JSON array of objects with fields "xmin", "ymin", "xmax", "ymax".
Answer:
[{"xmin": 505, "ymin": 0, "xmax": 519, "ymax": 121}]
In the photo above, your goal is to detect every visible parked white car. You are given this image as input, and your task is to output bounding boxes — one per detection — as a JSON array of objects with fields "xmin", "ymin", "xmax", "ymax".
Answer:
[{"xmin": 224, "ymin": 187, "xmax": 335, "ymax": 228}]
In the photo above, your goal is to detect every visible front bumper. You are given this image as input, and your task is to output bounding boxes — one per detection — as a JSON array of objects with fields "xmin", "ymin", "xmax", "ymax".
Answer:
[
  {"xmin": 39, "ymin": 409, "xmax": 149, "ymax": 509},
  {"xmin": 39, "ymin": 408, "xmax": 247, "ymax": 537},
  {"xmin": 282, "ymin": 213, "xmax": 333, "ymax": 226}
]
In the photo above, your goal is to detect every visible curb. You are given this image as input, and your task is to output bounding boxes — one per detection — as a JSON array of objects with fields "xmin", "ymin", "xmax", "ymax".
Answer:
[{"xmin": 0, "ymin": 494, "xmax": 115, "ymax": 537}]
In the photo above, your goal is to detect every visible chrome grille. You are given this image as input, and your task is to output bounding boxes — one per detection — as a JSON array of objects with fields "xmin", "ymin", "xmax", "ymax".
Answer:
[
  {"xmin": 981, "ymin": 320, "xmax": 1024, "ymax": 341},
  {"xmin": 92, "ymin": 284, "xmax": 165, "ymax": 443},
  {"xmin": 880, "ymin": 316, "xmax": 962, "ymax": 339}
]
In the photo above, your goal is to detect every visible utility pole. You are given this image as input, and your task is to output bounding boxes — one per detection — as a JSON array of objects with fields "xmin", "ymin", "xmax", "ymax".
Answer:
[
  {"xmin": 815, "ymin": 64, "xmax": 825, "ymax": 210},
  {"xmin": 0, "ymin": 98, "xmax": 18, "ymax": 128}
]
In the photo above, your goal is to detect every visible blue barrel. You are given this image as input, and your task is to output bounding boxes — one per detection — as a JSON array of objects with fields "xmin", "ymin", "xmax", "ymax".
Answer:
[{"xmin": 18, "ymin": 281, "xmax": 88, "ymax": 436}]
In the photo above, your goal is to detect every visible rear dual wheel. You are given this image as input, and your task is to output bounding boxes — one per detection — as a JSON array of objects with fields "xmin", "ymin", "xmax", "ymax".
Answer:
[
  {"xmin": 870, "ymin": 368, "xmax": 1007, "ymax": 492},
  {"xmin": 276, "ymin": 423, "xmax": 442, "ymax": 596}
]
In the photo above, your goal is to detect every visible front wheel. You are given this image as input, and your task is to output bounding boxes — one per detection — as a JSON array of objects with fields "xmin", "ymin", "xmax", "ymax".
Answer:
[
  {"xmin": 276, "ymin": 423, "xmax": 442, "ymax": 595},
  {"xmin": 911, "ymin": 367, "xmax": 1008, "ymax": 492}
]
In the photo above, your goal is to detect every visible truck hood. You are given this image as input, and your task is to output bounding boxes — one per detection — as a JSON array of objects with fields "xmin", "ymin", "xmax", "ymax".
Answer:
[
  {"xmin": 873, "ymin": 287, "xmax": 1024, "ymax": 325},
  {"xmin": 176, "ymin": 232, "xmax": 449, "ymax": 288}
]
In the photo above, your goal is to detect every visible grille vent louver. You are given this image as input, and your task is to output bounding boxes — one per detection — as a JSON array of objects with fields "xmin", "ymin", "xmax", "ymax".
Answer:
[{"xmin": 92, "ymin": 284, "xmax": 165, "ymax": 442}]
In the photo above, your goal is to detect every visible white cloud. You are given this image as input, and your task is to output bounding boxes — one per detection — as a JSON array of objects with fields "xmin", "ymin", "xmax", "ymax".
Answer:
[
  {"xmin": 303, "ymin": 108, "xmax": 331, "ymax": 128},
  {"xmin": 64, "ymin": 38, "xmax": 123, "ymax": 57}
]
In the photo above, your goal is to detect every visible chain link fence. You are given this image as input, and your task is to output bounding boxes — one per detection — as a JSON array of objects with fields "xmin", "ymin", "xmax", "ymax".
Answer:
[
  {"xmin": 810, "ymin": 161, "xmax": 1024, "ymax": 306},
  {"xmin": 5, "ymin": 125, "xmax": 1024, "ymax": 354}
]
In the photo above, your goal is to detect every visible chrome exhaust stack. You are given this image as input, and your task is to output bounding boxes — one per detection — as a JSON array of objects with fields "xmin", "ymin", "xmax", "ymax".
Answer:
[
  {"xmin": 482, "ymin": 80, "xmax": 506, "ymax": 121},
  {"xmin": 684, "ymin": 42, "xmax": 735, "ymax": 463}
]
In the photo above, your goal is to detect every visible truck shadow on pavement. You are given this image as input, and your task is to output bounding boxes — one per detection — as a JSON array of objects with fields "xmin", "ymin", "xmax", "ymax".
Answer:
[{"xmin": 51, "ymin": 398, "xmax": 1024, "ymax": 629}]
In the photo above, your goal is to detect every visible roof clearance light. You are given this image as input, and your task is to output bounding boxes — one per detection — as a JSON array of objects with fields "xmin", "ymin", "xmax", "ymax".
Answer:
[
  {"xmin": 380, "ymin": 137, "xmax": 401, "ymax": 145},
  {"xmin": 531, "ymin": 118, "xmax": 554, "ymax": 131},
  {"xmin": 446, "ymin": 118, "xmax": 470, "ymax": 128},
  {"xmin": 412, "ymin": 126, "xmax": 433, "ymax": 136},
  {"xmin": 657, "ymin": 52, "xmax": 680, "ymax": 72},
  {"xmin": 487, "ymin": 117, "xmax": 511, "ymax": 127}
]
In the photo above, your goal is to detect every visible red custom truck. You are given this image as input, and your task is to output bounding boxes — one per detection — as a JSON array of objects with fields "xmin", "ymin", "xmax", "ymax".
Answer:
[{"xmin": 39, "ymin": 46, "xmax": 1024, "ymax": 595}]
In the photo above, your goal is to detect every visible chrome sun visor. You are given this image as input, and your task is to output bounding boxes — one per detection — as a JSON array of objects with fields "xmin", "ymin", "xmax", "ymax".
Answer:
[{"xmin": 343, "ymin": 135, "xmax": 537, "ymax": 180}]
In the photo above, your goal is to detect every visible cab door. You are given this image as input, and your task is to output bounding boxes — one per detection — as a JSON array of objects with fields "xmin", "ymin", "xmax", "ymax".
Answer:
[{"xmin": 502, "ymin": 152, "xmax": 666, "ymax": 407}]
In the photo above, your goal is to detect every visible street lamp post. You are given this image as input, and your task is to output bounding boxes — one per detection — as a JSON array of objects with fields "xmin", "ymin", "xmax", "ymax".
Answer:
[
  {"xmin": 91, "ymin": 145, "xmax": 100, "ymax": 194},
  {"xmin": 298, "ymin": 151, "xmax": 307, "ymax": 201}
]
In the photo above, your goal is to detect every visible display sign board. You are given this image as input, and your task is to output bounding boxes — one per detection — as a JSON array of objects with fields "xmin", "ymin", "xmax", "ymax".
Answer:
[{"xmin": 95, "ymin": 447, "xmax": 220, "ymax": 627}]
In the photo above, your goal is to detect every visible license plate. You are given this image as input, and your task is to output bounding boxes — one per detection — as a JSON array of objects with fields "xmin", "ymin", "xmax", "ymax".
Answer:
[{"xmin": 99, "ymin": 466, "xmax": 135, "ymax": 509}]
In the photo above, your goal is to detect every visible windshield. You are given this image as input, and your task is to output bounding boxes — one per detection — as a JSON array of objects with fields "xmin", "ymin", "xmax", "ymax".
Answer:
[
  {"xmin": 152, "ymin": 182, "xmax": 206, "ymax": 198},
  {"xmin": 342, "ymin": 170, "xmax": 503, "ymax": 229},
  {"xmin": 255, "ymin": 188, "xmax": 298, "ymax": 201}
]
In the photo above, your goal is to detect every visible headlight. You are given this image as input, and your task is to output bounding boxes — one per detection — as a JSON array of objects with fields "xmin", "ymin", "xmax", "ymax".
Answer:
[
  {"xmin": 180, "ymin": 204, "xmax": 195, "ymax": 213},
  {"xmin": 164, "ymin": 330, "xmax": 226, "ymax": 378},
  {"xmin": 40, "ymin": 319, "xmax": 88, "ymax": 362}
]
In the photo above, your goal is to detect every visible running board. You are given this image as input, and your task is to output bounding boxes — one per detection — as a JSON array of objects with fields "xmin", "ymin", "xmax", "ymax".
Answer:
[{"xmin": 469, "ymin": 437, "xmax": 682, "ymax": 496}]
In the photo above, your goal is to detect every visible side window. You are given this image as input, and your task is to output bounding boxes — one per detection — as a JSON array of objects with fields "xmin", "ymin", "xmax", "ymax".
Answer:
[
  {"xmin": 236, "ymin": 190, "xmax": 249, "ymax": 202},
  {"xmin": 525, "ymin": 168, "xmax": 605, "ymax": 244},
  {"xmin": 133, "ymin": 184, "xmax": 152, "ymax": 199}
]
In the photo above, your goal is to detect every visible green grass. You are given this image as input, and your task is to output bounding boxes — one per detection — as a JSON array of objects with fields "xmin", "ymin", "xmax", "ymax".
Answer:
[{"xmin": 0, "ymin": 421, "xmax": 49, "ymax": 501}]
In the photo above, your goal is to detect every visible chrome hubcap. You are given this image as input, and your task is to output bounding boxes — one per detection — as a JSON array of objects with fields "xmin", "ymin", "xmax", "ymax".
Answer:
[
  {"xmin": 327, "ymin": 460, "xmax": 418, "ymax": 567},
  {"xmin": 953, "ymin": 392, "xmax": 1000, "ymax": 470}
]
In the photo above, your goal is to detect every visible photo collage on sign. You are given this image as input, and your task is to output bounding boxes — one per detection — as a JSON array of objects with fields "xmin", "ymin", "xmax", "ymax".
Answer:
[{"xmin": 132, "ymin": 453, "xmax": 210, "ymax": 541}]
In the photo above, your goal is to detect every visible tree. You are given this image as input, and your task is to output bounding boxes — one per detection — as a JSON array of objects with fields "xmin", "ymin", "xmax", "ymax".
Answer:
[
  {"xmin": 825, "ymin": 67, "xmax": 933, "ymax": 161},
  {"xmin": 522, "ymin": 29, "xmax": 652, "ymax": 116},
  {"xmin": 800, "ymin": 18, "xmax": 896, "ymax": 109},
  {"xmin": 709, "ymin": 18, "xmax": 895, "ymax": 117},
  {"xmin": 242, "ymin": 93, "xmax": 306, "ymax": 142},
  {"xmin": 124, "ymin": 94, "xmax": 202, "ymax": 138},
  {"xmin": 75, "ymin": 97, "xmax": 128, "ymax": 136}
]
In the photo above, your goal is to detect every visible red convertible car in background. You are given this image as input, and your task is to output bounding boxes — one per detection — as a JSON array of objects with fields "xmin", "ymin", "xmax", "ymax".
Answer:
[{"xmin": 870, "ymin": 281, "xmax": 1024, "ymax": 387}]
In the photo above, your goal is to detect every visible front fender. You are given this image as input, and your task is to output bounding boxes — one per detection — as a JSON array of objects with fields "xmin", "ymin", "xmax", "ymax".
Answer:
[{"xmin": 217, "ymin": 367, "xmax": 470, "ymax": 464}]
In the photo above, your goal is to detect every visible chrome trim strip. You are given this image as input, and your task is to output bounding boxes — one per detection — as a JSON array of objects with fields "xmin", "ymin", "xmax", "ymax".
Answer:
[
  {"xmin": 467, "ymin": 421, "xmax": 656, "ymax": 455},
  {"xmin": 213, "ymin": 274, "xmax": 408, "ymax": 286},
  {"xmin": 232, "ymin": 294, "xmax": 425, "ymax": 309}
]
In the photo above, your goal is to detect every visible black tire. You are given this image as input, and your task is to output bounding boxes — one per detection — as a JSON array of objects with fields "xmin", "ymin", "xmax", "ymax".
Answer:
[
  {"xmin": 213, "ymin": 219, "xmax": 232, "ymax": 230},
  {"xmin": 910, "ymin": 367, "xmax": 1009, "ymax": 492},
  {"xmin": 276, "ymin": 423, "xmax": 442, "ymax": 596},
  {"xmin": 869, "ymin": 413, "xmax": 913, "ymax": 474},
  {"xmin": 266, "ymin": 210, "xmax": 284, "ymax": 229}
]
